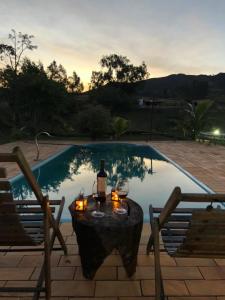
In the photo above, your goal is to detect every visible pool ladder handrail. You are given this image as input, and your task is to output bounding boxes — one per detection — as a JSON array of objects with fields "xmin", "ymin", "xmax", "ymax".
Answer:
[{"xmin": 34, "ymin": 131, "xmax": 52, "ymax": 161}]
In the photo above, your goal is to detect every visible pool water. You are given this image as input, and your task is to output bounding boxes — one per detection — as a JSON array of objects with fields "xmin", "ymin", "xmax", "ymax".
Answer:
[{"xmin": 11, "ymin": 143, "xmax": 210, "ymax": 221}]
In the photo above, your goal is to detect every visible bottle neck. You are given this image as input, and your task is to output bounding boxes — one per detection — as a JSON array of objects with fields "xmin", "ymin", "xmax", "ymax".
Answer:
[{"xmin": 100, "ymin": 160, "xmax": 105, "ymax": 171}]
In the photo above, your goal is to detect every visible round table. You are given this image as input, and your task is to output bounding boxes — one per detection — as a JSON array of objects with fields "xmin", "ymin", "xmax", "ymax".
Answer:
[{"xmin": 69, "ymin": 196, "xmax": 143, "ymax": 279}]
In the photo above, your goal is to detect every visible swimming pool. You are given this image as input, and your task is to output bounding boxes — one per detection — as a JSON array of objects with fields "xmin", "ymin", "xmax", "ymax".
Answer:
[{"xmin": 11, "ymin": 143, "xmax": 212, "ymax": 221}]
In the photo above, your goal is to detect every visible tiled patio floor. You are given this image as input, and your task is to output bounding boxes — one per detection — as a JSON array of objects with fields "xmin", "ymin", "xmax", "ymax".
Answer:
[{"xmin": 0, "ymin": 140, "xmax": 225, "ymax": 299}]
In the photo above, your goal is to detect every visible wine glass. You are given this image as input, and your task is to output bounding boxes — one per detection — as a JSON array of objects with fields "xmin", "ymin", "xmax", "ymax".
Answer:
[
  {"xmin": 91, "ymin": 181, "xmax": 105, "ymax": 218},
  {"xmin": 114, "ymin": 179, "xmax": 129, "ymax": 214}
]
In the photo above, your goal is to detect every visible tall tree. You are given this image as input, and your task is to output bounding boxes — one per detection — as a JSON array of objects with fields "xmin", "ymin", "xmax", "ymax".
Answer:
[
  {"xmin": 89, "ymin": 54, "xmax": 149, "ymax": 89},
  {"xmin": 0, "ymin": 29, "xmax": 37, "ymax": 74},
  {"xmin": 47, "ymin": 60, "xmax": 68, "ymax": 85},
  {"xmin": 67, "ymin": 71, "xmax": 84, "ymax": 93}
]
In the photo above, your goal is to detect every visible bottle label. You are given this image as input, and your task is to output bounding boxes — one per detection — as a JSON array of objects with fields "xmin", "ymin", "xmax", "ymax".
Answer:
[{"xmin": 97, "ymin": 177, "xmax": 106, "ymax": 194}]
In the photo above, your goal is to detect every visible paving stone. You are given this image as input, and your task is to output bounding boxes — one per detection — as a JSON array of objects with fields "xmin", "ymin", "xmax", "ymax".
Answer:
[
  {"xmin": 138, "ymin": 245, "xmax": 148, "ymax": 254},
  {"xmin": 141, "ymin": 280, "xmax": 189, "ymax": 296},
  {"xmin": 95, "ymin": 281, "xmax": 141, "ymax": 297},
  {"xmin": 70, "ymin": 298, "xmax": 117, "ymax": 300},
  {"xmin": 215, "ymin": 259, "xmax": 225, "ymax": 266},
  {"xmin": 2, "ymin": 281, "xmax": 36, "ymax": 297},
  {"xmin": 51, "ymin": 281, "xmax": 95, "ymax": 297},
  {"xmin": 175, "ymin": 258, "xmax": 216, "ymax": 267},
  {"xmin": 75, "ymin": 266, "xmax": 117, "ymax": 280},
  {"xmin": 19, "ymin": 254, "xmax": 61, "ymax": 267},
  {"xmin": 199, "ymin": 267, "xmax": 225, "ymax": 279},
  {"xmin": 102, "ymin": 255, "xmax": 123, "ymax": 266},
  {"xmin": 119, "ymin": 297, "xmax": 154, "ymax": 300},
  {"xmin": 161, "ymin": 267, "xmax": 203, "ymax": 279},
  {"xmin": 60, "ymin": 223, "xmax": 74, "ymax": 236},
  {"xmin": 0, "ymin": 268, "xmax": 34, "ymax": 280},
  {"xmin": 65, "ymin": 244, "xmax": 79, "ymax": 255},
  {"xmin": 31, "ymin": 266, "xmax": 76, "ymax": 280},
  {"xmin": 169, "ymin": 297, "xmax": 216, "ymax": 300},
  {"xmin": 186, "ymin": 280, "xmax": 225, "ymax": 295},
  {"xmin": 0, "ymin": 255, "xmax": 23, "ymax": 267},
  {"xmin": 59, "ymin": 255, "xmax": 81, "ymax": 266},
  {"xmin": 118, "ymin": 266, "xmax": 154, "ymax": 280},
  {"xmin": 138, "ymin": 254, "xmax": 176, "ymax": 266},
  {"xmin": 66, "ymin": 236, "xmax": 78, "ymax": 245}
]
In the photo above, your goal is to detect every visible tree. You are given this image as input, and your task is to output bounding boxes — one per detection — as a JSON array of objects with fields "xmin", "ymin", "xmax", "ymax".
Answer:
[
  {"xmin": 47, "ymin": 60, "xmax": 68, "ymax": 85},
  {"xmin": 112, "ymin": 117, "xmax": 129, "ymax": 139},
  {"xmin": 67, "ymin": 71, "xmax": 84, "ymax": 93},
  {"xmin": 181, "ymin": 100, "xmax": 214, "ymax": 139},
  {"xmin": 47, "ymin": 61, "xmax": 84, "ymax": 93},
  {"xmin": 6, "ymin": 58, "xmax": 70, "ymax": 134},
  {"xmin": 0, "ymin": 29, "xmax": 37, "ymax": 74},
  {"xmin": 91, "ymin": 86, "xmax": 133, "ymax": 113},
  {"xmin": 76, "ymin": 105, "xmax": 111, "ymax": 139},
  {"xmin": 89, "ymin": 54, "xmax": 149, "ymax": 89}
]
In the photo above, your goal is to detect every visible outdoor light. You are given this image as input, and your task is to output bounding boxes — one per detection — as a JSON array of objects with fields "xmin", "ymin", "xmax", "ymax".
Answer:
[
  {"xmin": 213, "ymin": 129, "xmax": 220, "ymax": 136},
  {"xmin": 111, "ymin": 188, "xmax": 119, "ymax": 201},
  {"xmin": 74, "ymin": 192, "xmax": 87, "ymax": 211}
]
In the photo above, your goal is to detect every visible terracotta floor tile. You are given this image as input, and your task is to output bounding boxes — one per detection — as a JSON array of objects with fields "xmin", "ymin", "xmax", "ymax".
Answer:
[
  {"xmin": 70, "ymin": 298, "xmax": 117, "ymax": 300},
  {"xmin": 65, "ymin": 244, "xmax": 79, "ymax": 255},
  {"xmin": 31, "ymin": 266, "xmax": 76, "ymax": 280},
  {"xmin": 75, "ymin": 266, "xmax": 117, "ymax": 280},
  {"xmin": 119, "ymin": 297, "xmax": 154, "ymax": 300},
  {"xmin": 199, "ymin": 267, "xmax": 225, "ymax": 279},
  {"xmin": 51, "ymin": 280, "xmax": 95, "ymax": 297},
  {"xmin": 19, "ymin": 254, "xmax": 60, "ymax": 267},
  {"xmin": 60, "ymin": 223, "xmax": 74, "ymax": 236},
  {"xmin": 118, "ymin": 266, "xmax": 154, "ymax": 280},
  {"xmin": 186, "ymin": 280, "xmax": 225, "ymax": 296},
  {"xmin": 95, "ymin": 281, "xmax": 141, "ymax": 297},
  {"xmin": 138, "ymin": 254, "xmax": 176, "ymax": 266},
  {"xmin": 141, "ymin": 280, "xmax": 189, "ymax": 296},
  {"xmin": 59, "ymin": 255, "xmax": 81, "ymax": 267},
  {"xmin": 0, "ymin": 255, "xmax": 23, "ymax": 267},
  {"xmin": 66, "ymin": 236, "xmax": 77, "ymax": 245},
  {"xmin": 102, "ymin": 255, "xmax": 123, "ymax": 266},
  {"xmin": 175, "ymin": 258, "xmax": 216, "ymax": 267},
  {"xmin": 162, "ymin": 267, "xmax": 203, "ymax": 279},
  {"xmin": 215, "ymin": 259, "xmax": 225, "ymax": 266},
  {"xmin": 169, "ymin": 297, "xmax": 216, "ymax": 300},
  {"xmin": 2, "ymin": 281, "xmax": 36, "ymax": 297},
  {"xmin": 0, "ymin": 268, "xmax": 34, "ymax": 280}
]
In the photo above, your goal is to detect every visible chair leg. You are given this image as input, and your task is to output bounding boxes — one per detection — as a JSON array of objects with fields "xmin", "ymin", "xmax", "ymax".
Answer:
[
  {"xmin": 146, "ymin": 234, "xmax": 154, "ymax": 254},
  {"xmin": 51, "ymin": 197, "xmax": 68, "ymax": 255},
  {"xmin": 153, "ymin": 218, "xmax": 165, "ymax": 300},
  {"xmin": 45, "ymin": 199, "xmax": 51, "ymax": 299}
]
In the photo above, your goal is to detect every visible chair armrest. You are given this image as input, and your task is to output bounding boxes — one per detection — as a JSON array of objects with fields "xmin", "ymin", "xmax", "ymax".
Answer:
[
  {"xmin": 14, "ymin": 200, "xmax": 62, "ymax": 206},
  {"xmin": 158, "ymin": 187, "xmax": 181, "ymax": 229}
]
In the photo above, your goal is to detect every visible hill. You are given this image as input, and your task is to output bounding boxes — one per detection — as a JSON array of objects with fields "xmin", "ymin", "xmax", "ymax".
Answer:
[{"xmin": 133, "ymin": 73, "xmax": 225, "ymax": 100}]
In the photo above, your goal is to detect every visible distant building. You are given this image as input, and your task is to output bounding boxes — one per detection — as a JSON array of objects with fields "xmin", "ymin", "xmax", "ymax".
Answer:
[{"xmin": 138, "ymin": 97, "xmax": 163, "ymax": 108}]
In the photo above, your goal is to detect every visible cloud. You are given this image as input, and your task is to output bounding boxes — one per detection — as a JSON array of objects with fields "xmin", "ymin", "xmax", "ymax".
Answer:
[{"xmin": 1, "ymin": 0, "xmax": 225, "ymax": 84}]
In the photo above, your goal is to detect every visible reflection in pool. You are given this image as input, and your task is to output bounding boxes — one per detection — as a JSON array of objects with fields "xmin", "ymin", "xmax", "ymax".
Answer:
[{"xmin": 11, "ymin": 143, "xmax": 210, "ymax": 221}]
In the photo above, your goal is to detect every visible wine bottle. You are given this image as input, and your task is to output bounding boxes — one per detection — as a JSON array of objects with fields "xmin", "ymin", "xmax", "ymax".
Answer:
[{"xmin": 97, "ymin": 159, "xmax": 107, "ymax": 202}]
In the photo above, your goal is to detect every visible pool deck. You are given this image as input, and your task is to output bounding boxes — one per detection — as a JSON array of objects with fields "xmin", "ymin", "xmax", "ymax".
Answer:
[{"xmin": 0, "ymin": 140, "xmax": 225, "ymax": 299}]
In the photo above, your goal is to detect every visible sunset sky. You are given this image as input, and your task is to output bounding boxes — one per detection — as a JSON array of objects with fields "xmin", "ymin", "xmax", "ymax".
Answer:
[{"xmin": 0, "ymin": 0, "xmax": 225, "ymax": 88}]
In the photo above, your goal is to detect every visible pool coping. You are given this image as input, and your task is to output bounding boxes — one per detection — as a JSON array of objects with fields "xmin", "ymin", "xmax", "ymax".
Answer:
[{"xmin": 149, "ymin": 144, "xmax": 215, "ymax": 194}]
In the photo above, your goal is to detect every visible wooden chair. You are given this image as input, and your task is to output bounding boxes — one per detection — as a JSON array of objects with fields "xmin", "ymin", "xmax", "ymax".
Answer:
[
  {"xmin": 146, "ymin": 187, "xmax": 225, "ymax": 300},
  {"xmin": 0, "ymin": 146, "xmax": 68, "ymax": 300}
]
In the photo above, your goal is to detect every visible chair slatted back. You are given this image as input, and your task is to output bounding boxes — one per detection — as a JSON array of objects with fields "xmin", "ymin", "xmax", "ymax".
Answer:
[
  {"xmin": 0, "ymin": 164, "xmax": 44, "ymax": 246},
  {"xmin": 175, "ymin": 209, "xmax": 225, "ymax": 257},
  {"xmin": 0, "ymin": 168, "xmax": 13, "ymax": 203},
  {"xmin": 157, "ymin": 188, "xmax": 225, "ymax": 258}
]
